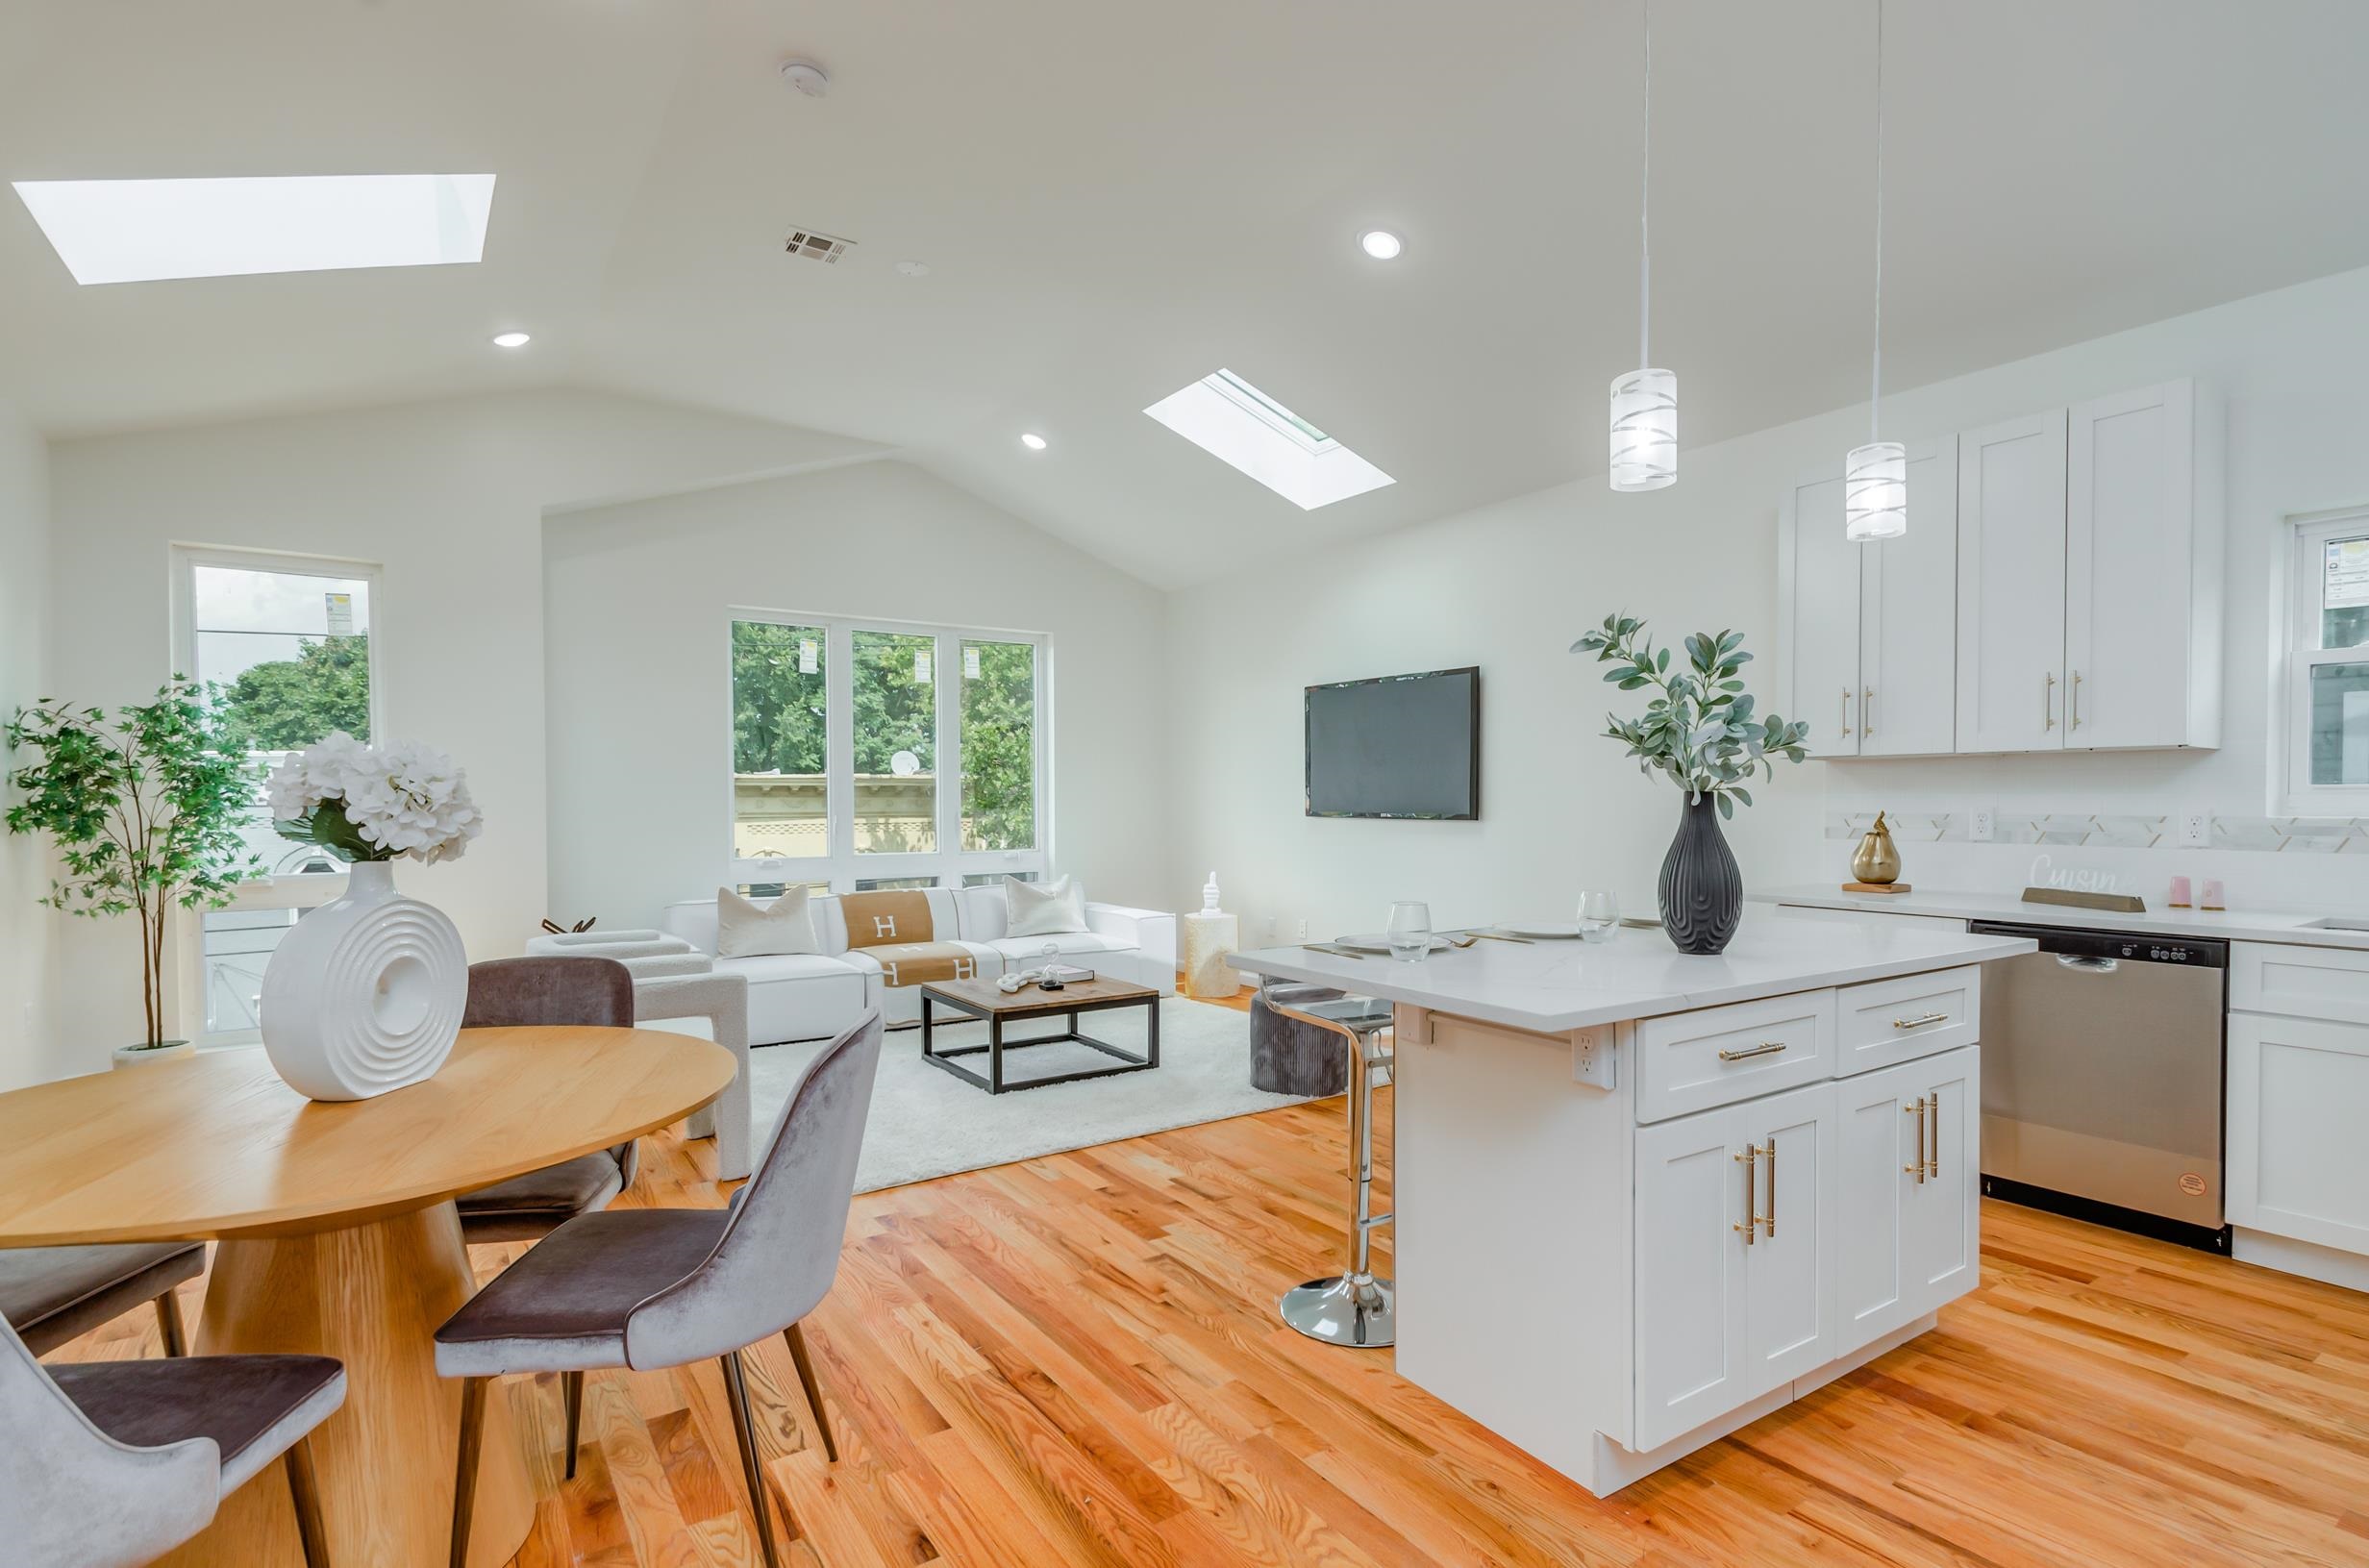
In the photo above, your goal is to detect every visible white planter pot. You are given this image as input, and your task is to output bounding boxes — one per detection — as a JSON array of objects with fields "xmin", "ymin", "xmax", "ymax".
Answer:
[
  {"xmin": 112, "ymin": 1040, "xmax": 196, "ymax": 1069},
  {"xmin": 261, "ymin": 859, "xmax": 467, "ymax": 1102}
]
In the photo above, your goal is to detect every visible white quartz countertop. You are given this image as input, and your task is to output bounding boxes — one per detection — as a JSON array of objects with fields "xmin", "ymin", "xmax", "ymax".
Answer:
[
  {"xmin": 1226, "ymin": 911, "xmax": 2036, "ymax": 1034},
  {"xmin": 1755, "ymin": 884, "xmax": 2369, "ymax": 951}
]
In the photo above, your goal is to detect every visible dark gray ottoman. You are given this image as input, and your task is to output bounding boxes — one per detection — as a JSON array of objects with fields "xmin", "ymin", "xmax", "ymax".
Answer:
[{"xmin": 1250, "ymin": 983, "xmax": 1351, "ymax": 1096}]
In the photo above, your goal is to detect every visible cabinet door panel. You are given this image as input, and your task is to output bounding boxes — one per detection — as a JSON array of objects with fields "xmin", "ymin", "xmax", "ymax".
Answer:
[
  {"xmin": 2066, "ymin": 383, "xmax": 2193, "ymax": 749},
  {"xmin": 1860, "ymin": 437, "xmax": 1958, "ymax": 757},
  {"xmin": 1956, "ymin": 411, "xmax": 2068, "ymax": 752},
  {"xmin": 1740, "ymin": 1083, "xmax": 1836, "ymax": 1396},
  {"xmin": 1905, "ymin": 1049, "xmax": 1981, "ymax": 1312},
  {"xmin": 2229, "ymin": 1013, "xmax": 2369, "ymax": 1255},
  {"xmin": 1835, "ymin": 1062, "xmax": 1920, "ymax": 1349},
  {"xmin": 1780, "ymin": 472, "xmax": 1862, "ymax": 756},
  {"xmin": 1633, "ymin": 1108, "xmax": 1748, "ymax": 1452}
]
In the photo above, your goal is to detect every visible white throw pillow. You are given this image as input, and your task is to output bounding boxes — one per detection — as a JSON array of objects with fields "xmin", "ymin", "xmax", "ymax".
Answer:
[
  {"xmin": 1005, "ymin": 875, "xmax": 1088, "ymax": 937},
  {"xmin": 714, "ymin": 884, "xmax": 820, "ymax": 958}
]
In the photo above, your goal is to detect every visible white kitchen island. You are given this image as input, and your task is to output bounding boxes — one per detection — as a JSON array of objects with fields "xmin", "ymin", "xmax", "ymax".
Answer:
[{"xmin": 1230, "ymin": 911, "xmax": 2035, "ymax": 1496}]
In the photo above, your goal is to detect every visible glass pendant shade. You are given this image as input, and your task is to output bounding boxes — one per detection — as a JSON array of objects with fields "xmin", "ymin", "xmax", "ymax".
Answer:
[
  {"xmin": 1844, "ymin": 440, "xmax": 1908, "ymax": 540},
  {"xmin": 1608, "ymin": 367, "xmax": 1678, "ymax": 491}
]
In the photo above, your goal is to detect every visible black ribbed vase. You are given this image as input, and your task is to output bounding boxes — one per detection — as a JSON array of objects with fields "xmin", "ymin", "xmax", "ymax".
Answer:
[{"xmin": 1658, "ymin": 793, "xmax": 1743, "ymax": 956}]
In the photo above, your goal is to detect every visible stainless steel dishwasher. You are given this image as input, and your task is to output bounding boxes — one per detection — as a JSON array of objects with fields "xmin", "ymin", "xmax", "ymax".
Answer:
[{"xmin": 1967, "ymin": 921, "xmax": 2231, "ymax": 1252}]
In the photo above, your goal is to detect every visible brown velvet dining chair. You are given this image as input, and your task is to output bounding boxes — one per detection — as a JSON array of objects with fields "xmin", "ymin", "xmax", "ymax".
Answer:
[
  {"xmin": 0, "ymin": 1311, "xmax": 346, "ymax": 1568},
  {"xmin": 454, "ymin": 956, "xmax": 642, "ymax": 1243},
  {"xmin": 0, "ymin": 1241, "xmax": 205, "ymax": 1357},
  {"xmin": 435, "ymin": 1010, "xmax": 884, "ymax": 1568}
]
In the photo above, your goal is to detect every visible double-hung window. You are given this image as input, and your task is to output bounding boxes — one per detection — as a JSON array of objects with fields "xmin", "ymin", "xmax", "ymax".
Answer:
[
  {"xmin": 173, "ymin": 547, "xmax": 383, "ymax": 1044},
  {"xmin": 2286, "ymin": 510, "xmax": 2369, "ymax": 813},
  {"xmin": 729, "ymin": 613, "xmax": 1047, "ymax": 892}
]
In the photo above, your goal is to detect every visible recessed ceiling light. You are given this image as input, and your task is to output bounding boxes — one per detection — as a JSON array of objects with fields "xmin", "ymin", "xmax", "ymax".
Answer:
[
  {"xmin": 1359, "ymin": 230, "xmax": 1404, "ymax": 261},
  {"xmin": 894, "ymin": 260, "xmax": 930, "ymax": 277},
  {"xmin": 1019, "ymin": 433, "xmax": 1048, "ymax": 451},
  {"xmin": 1144, "ymin": 369, "xmax": 1394, "ymax": 510},
  {"xmin": 490, "ymin": 331, "xmax": 531, "ymax": 349},
  {"xmin": 11, "ymin": 173, "xmax": 497, "ymax": 286}
]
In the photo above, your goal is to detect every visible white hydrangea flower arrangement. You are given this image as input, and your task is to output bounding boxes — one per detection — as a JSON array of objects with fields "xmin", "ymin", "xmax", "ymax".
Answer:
[{"xmin": 266, "ymin": 732, "xmax": 484, "ymax": 865}]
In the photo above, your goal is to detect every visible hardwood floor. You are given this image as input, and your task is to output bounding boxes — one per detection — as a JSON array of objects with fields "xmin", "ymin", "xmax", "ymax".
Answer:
[{"xmin": 54, "ymin": 1041, "xmax": 2369, "ymax": 1568}]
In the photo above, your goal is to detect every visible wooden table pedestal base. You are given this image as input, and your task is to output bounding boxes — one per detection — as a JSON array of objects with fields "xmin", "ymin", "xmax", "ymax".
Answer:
[{"xmin": 155, "ymin": 1201, "xmax": 536, "ymax": 1568}]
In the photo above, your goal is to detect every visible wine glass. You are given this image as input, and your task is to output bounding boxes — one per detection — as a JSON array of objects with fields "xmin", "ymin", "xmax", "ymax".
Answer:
[
  {"xmin": 1577, "ymin": 890, "xmax": 1620, "ymax": 943},
  {"xmin": 1384, "ymin": 901, "xmax": 1434, "ymax": 962}
]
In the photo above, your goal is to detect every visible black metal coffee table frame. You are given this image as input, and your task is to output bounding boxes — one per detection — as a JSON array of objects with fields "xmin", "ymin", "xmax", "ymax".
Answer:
[{"xmin": 918, "ymin": 983, "xmax": 1160, "ymax": 1094}]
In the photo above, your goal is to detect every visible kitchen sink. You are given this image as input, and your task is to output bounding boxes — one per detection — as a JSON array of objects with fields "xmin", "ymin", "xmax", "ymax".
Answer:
[{"xmin": 2303, "ymin": 916, "xmax": 2369, "ymax": 933}]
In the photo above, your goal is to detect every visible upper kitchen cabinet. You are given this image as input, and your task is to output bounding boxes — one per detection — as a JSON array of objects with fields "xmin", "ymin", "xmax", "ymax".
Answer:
[
  {"xmin": 1955, "ymin": 411, "xmax": 2070, "ymax": 753},
  {"xmin": 1778, "ymin": 436, "xmax": 1958, "ymax": 759},
  {"xmin": 2063, "ymin": 381, "xmax": 2222, "ymax": 751}
]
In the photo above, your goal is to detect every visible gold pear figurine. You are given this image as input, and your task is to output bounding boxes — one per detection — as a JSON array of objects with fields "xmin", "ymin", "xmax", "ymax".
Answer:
[{"xmin": 1851, "ymin": 810, "xmax": 1902, "ymax": 885}]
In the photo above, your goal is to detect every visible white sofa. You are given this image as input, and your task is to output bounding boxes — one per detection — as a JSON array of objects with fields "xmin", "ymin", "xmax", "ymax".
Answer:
[{"xmin": 659, "ymin": 885, "xmax": 1176, "ymax": 1045}]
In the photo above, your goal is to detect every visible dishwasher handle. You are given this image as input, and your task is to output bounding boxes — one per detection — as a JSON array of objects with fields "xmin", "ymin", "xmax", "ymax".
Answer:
[{"xmin": 2056, "ymin": 955, "xmax": 2119, "ymax": 974}]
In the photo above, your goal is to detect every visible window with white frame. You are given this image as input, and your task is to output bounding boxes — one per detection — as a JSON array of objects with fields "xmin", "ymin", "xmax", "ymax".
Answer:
[
  {"xmin": 729, "ymin": 613, "xmax": 1047, "ymax": 892},
  {"xmin": 175, "ymin": 547, "xmax": 384, "ymax": 1043},
  {"xmin": 2286, "ymin": 510, "xmax": 2369, "ymax": 812}
]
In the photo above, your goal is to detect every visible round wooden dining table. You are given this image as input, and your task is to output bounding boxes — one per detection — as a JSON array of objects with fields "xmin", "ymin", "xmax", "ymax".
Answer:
[{"xmin": 0, "ymin": 1026, "xmax": 735, "ymax": 1568}]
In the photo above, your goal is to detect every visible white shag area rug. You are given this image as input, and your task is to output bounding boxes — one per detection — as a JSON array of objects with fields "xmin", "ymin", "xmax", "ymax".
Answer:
[{"xmin": 746, "ymin": 996, "xmax": 1310, "ymax": 1193}]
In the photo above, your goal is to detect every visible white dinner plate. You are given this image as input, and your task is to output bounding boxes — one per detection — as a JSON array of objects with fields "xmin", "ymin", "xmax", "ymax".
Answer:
[
  {"xmin": 1498, "ymin": 920, "xmax": 1586, "ymax": 939},
  {"xmin": 1333, "ymin": 933, "xmax": 1456, "ymax": 955}
]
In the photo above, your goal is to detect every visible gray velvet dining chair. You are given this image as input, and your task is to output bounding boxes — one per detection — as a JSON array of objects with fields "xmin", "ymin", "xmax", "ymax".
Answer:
[
  {"xmin": 0, "ymin": 1240, "xmax": 205, "ymax": 1357},
  {"xmin": 455, "ymin": 956, "xmax": 642, "ymax": 1243},
  {"xmin": 436, "ymin": 1010, "xmax": 884, "ymax": 1568},
  {"xmin": 0, "ymin": 1311, "xmax": 346, "ymax": 1568}
]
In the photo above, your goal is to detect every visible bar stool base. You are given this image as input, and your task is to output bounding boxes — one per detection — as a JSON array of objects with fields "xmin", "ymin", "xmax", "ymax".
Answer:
[{"xmin": 1280, "ymin": 1274, "xmax": 1396, "ymax": 1348}]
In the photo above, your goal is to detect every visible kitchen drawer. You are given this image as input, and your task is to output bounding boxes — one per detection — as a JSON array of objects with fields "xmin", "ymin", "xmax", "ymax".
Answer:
[
  {"xmin": 2233, "ymin": 942, "xmax": 2369, "ymax": 1026},
  {"xmin": 1633, "ymin": 989, "xmax": 1834, "ymax": 1123},
  {"xmin": 1833, "ymin": 966, "xmax": 1981, "ymax": 1075}
]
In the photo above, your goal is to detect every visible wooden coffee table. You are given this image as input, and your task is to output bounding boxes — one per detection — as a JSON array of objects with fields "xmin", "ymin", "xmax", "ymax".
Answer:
[{"xmin": 919, "ymin": 975, "xmax": 1160, "ymax": 1093}]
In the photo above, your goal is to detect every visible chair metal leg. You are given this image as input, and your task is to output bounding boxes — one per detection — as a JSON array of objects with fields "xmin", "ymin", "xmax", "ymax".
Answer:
[
  {"xmin": 449, "ymin": 1376, "xmax": 488, "ymax": 1568},
  {"xmin": 781, "ymin": 1322, "xmax": 838, "ymax": 1462},
  {"xmin": 285, "ymin": 1438, "xmax": 332, "ymax": 1568},
  {"xmin": 154, "ymin": 1291, "xmax": 187, "ymax": 1357},
  {"xmin": 720, "ymin": 1350, "xmax": 786, "ymax": 1568},
  {"xmin": 1278, "ymin": 1022, "xmax": 1396, "ymax": 1348},
  {"xmin": 562, "ymin": 1369, "xmax": 585, "ymax": 1481}
]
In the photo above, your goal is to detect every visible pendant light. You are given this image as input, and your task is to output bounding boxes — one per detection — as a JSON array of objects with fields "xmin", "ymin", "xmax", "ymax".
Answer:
[
  {"xmin": 1609, "ymin": 0, "xmax": 1676, "ymax": 491},
  {"xmin": 1844, "ymin": 0, "xmax": 1905, "ymax": 541}
]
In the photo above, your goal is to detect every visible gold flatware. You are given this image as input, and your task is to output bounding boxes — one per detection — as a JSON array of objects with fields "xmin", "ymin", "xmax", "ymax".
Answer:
[{"xmin": 1462, "ymin": 929, "xmax": 1535, "ymax": 945}]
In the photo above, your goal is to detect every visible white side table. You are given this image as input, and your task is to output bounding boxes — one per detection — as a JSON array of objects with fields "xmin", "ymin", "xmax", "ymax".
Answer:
[{"xmin": 1182, "ymin": 910, "xmax": 1242, "ymax": 998}]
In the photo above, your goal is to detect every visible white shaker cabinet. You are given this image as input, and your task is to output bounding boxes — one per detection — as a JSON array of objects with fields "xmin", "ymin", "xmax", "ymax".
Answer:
[
  {"xmin": 1835, "ymin": 1049, "xmax": 1981, "ymax": 1348},
  {"xmin": 2064, "ymin": 381, "xmax": 2222, "ymax": 751},
  {"xmin": 1777, "ymin": 437, "xmax": 1958, "ymax": 759},
  {"xmin": 1955, "ymin": 410, "xmax": 2070, "ymax": 753}
]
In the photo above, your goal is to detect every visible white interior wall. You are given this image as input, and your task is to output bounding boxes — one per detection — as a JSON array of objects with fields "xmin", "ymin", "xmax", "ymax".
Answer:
[
  {"xmin": 542, "ymin": 460, "xmax": 1171, "ymax": 927},
  {"xmin": 0, "ymin": 404, "xmax": 57, "ymax": 1089},
  {"xmin": 40, "ymin": 389, "xmax": 881, "ymax": 1068},
  {"xmin": 1165, "ymin": 264, "xmax": 2369, "ymax": 943}
]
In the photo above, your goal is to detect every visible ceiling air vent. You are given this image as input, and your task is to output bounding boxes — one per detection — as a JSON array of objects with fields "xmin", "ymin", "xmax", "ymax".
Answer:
[{"xmin": 783, "ymin": 228, "xmax": 855, "ymax": 263}]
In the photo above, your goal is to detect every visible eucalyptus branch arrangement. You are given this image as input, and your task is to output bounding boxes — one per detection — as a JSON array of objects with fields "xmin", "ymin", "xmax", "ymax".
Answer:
[
  {"xmin": 1570, "ymin": 614, "xmax": 1810, "ymax": 819},
  {"xmin": 5, "ymin": 679, "xmax": 263, "ymax": 1048}
]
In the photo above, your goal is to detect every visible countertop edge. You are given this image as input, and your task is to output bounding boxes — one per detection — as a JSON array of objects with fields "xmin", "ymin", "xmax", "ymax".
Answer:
[{"xmin": 1753, "ymin": 885, "xmax": 2369, "ymax": 951}]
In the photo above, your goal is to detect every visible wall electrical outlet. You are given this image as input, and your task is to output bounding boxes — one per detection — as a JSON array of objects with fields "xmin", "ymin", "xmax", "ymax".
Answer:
[
  {"xmin": 1968, "ymin": 808, "xmax": 1996, "ymax": 843},
  {"xmin": 2180, "ymin": 809, "xmax": 2211, "ymax": 848},
  {"xmin": 1295, "ymin": 918, "xmax": 1309, "ymax": 941}
]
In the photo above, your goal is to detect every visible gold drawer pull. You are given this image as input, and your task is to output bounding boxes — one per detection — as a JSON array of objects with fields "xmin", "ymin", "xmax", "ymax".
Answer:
[
  {"xmin": 1718, "ymin": 1040, "xmax": 1788, "ymax": 1062},
  {"xmin": 1905, "ymin": 1097, "xmax": 1929, "ymax": 1182},
  {"xmin": 1733, "ymin": 1147, "xmax": 1757, "ymax": 1245},
  {"xmin": 1891, "ymin": 1010, "xmax": 1948, "ymax": 1031}
]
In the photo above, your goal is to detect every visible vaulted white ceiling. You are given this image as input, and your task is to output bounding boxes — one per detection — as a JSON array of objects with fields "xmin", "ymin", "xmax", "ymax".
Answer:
[{"xmin": 7, "ymin": 1, "xmax": 2369, "ymax": 585}]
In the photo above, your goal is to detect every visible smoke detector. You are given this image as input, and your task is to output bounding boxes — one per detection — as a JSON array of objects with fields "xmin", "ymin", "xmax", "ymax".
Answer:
[
  {"xmin": 784, "ymin": 228, "xmax": 855, "ymax": 264},
  {"xmin": 780, "ymin": 59, "xmax": 831, "ymax": 97}
]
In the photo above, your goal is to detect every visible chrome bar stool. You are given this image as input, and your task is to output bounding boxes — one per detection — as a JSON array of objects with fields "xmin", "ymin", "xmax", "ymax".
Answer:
[{"xmin": 1263, "ymin": 985, "xmax": 1396, "ymax": 1347}]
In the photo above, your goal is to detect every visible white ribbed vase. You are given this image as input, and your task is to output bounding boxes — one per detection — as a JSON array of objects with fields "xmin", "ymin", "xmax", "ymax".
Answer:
[{"xmin": 261, "ymin": 860, "xmax": 466, "ymax": 1102}]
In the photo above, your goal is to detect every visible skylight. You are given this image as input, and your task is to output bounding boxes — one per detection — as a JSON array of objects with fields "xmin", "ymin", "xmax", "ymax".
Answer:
[
  {"xmin": 1143, "ymin": 368, "xmax": 1394, "ymax": 510},
  {"xmin": 11, "ymin": 173, "xmax": 497, "ymax": 286}
]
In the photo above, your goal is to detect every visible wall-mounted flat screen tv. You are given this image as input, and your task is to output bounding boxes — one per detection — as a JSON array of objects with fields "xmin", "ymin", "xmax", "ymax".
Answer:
[{"xmin": 1305, "ymin": 666, "xmax": 1480, "ymax": 820}]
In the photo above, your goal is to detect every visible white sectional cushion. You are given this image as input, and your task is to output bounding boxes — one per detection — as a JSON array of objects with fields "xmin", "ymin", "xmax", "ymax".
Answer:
[
  {"xmin": 1006, "ymin": 875, "xmax": 1088, "ymax": 937},
  {"xmin": 714, "ymin": 952, "xmax": 863, "ymax": 985},
  {"xmin": 955, "ymin": 885, "xmax": 1009, "ymax": 941},
  {"xmin": 715, "ymin": 884, "xmax": 820, "ymax": 958},
  {"xmin": 989, "ymin": 932, "xmax": 1129, "ymax": 963}
]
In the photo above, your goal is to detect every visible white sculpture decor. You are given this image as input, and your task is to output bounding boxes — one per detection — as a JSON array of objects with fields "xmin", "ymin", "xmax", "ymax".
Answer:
[
  {"xmin": 1184, "ymin": 870, "xmax": 1240, "ymax": 999},
  {"xmin": 257, "ymin": 733, "xmax": 483, "ymax": 1102}
]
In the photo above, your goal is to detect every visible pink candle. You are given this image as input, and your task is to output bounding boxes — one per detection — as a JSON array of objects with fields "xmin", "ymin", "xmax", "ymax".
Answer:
[
  {"xmin": 2168, "ymin": 875, "xmax": 2192, "ymax": 908},
  {"xmin": 2201, "ymin": 878, "xmax": 2226, "ymax": 910}
]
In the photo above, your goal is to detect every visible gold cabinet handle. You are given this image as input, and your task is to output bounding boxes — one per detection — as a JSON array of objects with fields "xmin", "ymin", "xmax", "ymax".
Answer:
[
  {"xmin": 2043, "ymin": 671, "xmax": 2057, "ymax": 732},
  {"xmin": 1926, "ymin": 1091, "xmax": 1941, "ymax": 1180},
  {"xmin": 1890, "ymin": 1010, "xmax": 1948, "ymax": 1031},
  {"xmin": 1838, "ymin": 687, "xmax": 1853, "ymax": 737},
  {"xmin": 1733, "ymin": 1147, "xmax": 1757, "ymax": 1246},
  {"xmin": 1761, "ymin": 1139, "xmax": 1777, "ymax": 1239},
  {"xmin": 1862, "ymin": 686, "xmax": 1875, "ymax": 738},
  {"xmin": 1905, "ymin": 1097, "xmax": 1929, "ymax": 1183},
  {"xmin": 2070, "ymin": 669, "xmax": 2083, "ymax": 732},
  {"xmin": 1718, "ymin": 1040, "xmax": 1788, "ymax": 1062}
]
